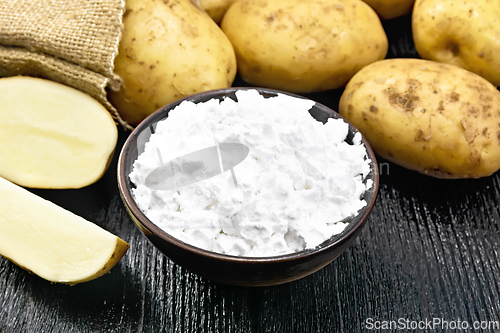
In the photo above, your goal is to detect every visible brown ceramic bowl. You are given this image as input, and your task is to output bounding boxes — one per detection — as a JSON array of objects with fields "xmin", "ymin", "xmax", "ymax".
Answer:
[{"xmin": 117, "ymin": 87, "xmax": 379, "ymax": 286}]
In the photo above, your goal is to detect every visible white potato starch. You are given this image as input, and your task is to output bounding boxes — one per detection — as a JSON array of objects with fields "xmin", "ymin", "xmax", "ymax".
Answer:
[{"xmin": 130, "ymin": 90, "xmax": 372, "ymax": 257}]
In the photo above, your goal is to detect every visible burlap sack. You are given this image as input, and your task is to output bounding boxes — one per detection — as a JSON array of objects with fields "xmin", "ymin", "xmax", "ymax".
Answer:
[{"xmin": 0, "ymin": 0, "xmax": 130, "ymax": 129}]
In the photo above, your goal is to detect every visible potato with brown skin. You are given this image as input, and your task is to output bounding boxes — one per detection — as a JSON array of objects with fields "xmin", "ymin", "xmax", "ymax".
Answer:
[
  {"xmin": 339, "ymin": 58, "xmax": 500, "ymax": 179},
  {"xmin": 412, "ymin": 0, "xmax": 500, "ymax": 87},
  {"xmin": 109, "ymin": 0, "xmax": 237, "ymax": 126},
  {"xmin": 361, "ymin": 0, "xmax": 415, "ymax": 19},
  {"xmin": 221, "ymin": 0, "xmax": 388, "ymax": 93}
]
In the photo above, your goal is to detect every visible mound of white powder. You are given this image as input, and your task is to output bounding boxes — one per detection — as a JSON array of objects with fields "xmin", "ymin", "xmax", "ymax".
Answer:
[{"xmin": 130, "ymin": 90, "xmax": 372, "ymax": 257}]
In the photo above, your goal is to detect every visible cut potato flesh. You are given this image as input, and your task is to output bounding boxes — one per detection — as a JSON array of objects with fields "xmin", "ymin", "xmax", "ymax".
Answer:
[
  {"xmin": 0, "ymin": 76, "xmax": 118, "ymax": 189},
  {"xmin": 0, "ymin": 176, "xmax": 129, "ymax": 284}
]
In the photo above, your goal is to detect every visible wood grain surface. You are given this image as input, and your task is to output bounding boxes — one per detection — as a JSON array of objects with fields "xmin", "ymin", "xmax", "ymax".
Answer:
[{"xmin": 1, "ymin": 14, "xmax": 500, "ymax": 333}]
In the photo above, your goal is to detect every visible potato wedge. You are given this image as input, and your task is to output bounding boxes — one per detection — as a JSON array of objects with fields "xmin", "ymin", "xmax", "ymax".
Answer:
[
  {"xmin": 0, "ymin": 176, "xmax": 129, "ymax": 284},
  {"xmin": 0, "ymin": 76, "xmax": 118, "ymax": 189}
]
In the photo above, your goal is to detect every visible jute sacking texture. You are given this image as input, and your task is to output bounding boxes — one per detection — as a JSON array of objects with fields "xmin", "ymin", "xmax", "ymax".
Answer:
[{"xmin": 0, "ymin": 0, "xmax": 130, "ymax": 129}]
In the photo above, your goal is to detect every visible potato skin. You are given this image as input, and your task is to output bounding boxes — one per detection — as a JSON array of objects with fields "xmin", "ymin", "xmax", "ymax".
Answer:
[
  {"xmin": 109, "ymin": 0, "xmax": 237, "ymax": 125},
  {"xmin": 412, "ymin": 0, "xmax": 500, "ymax": 87},
  {"xmin": 221, "ymin": 0, "xmax": 388, "ymax": 93},
  {"xmin": 200, "ymin": 0, "xmax": 237, "ymax": 23},
  {"xmin": 361, "ymin": 0, "xmax": 415, "ymax": 19},
  {"xmin": 339, "ymin": 58, "xmax": 500, "ymax": 179}
]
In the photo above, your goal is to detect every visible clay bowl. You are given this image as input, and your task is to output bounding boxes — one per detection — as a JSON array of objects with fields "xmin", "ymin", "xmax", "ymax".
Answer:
[{"xmin": 117, "ymin": 87, "xmax": 379, "ymax": 286}]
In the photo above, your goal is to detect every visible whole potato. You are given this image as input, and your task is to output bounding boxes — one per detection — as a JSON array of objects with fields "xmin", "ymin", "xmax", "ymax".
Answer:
[
  {"xmin": 412, "ymin": 0, "xmax": 500, "ymax": 87},
  {"xmin": 221, "ymin": 0, "xmax": 388, "ymax": 93},
  {"xmin": 199, "ymin": 0, "xmax": 237, "ymax": 23},
  {"xmin": 361, "ymin": 0, "xmax": 415, "ymax": 19},
  {"xmin": 339, "ymin": 58, "xmax": 500, "ymax": 179},
  {"xmin": 109, "ymin": 0, "xmax": 237, "ymax": 125}
]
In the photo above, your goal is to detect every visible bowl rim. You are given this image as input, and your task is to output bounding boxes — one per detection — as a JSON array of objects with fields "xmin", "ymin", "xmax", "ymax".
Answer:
[{"xmin": 117, "ymin": 87, "xmax": 379, "ymax": 263}]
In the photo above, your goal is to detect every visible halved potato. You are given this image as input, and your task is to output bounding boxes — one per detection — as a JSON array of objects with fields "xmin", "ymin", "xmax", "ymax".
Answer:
[
  {"xmin": 0, "ymin": 176, "xmax": 129, "ymax": 285},
  {"xmin": 0, "ymin": 76, "xmax": 118, "ymax": 189}
]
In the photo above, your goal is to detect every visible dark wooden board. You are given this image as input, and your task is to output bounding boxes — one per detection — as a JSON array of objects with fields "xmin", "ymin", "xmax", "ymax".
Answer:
[{"xmin": 1, "ymin": 13, "xmax": 500, "ymax": 333}]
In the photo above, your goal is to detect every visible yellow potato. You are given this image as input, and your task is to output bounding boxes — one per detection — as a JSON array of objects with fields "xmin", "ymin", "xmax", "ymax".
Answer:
[
  {"xmin": 412, "ymin": 0, "xmax": 500, "ymax": 86},
  {"xmin": 0, "ymin": 176, "xmax": 129, "ymax": 285},
  {"xmin": 200, "ymin": 0, "xmax": 237, "ymax": 23},
  {"xmin": 0, "ymin": 76, "xmax": 117, "ymax": 189},
  {"xmin": 339, "ymin": 58, "xmax": 500, "ymax": 179},
  {"xmin": 221, "ymin": 0, "xmax": 388, "ymax": 93},
  {"xmin": 109, "ymin": 0, "xmax": 237, "ymax": 126},
  {"xmin": 361, "ymin": 0, "xmax": 415, "ymax": 19}
]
